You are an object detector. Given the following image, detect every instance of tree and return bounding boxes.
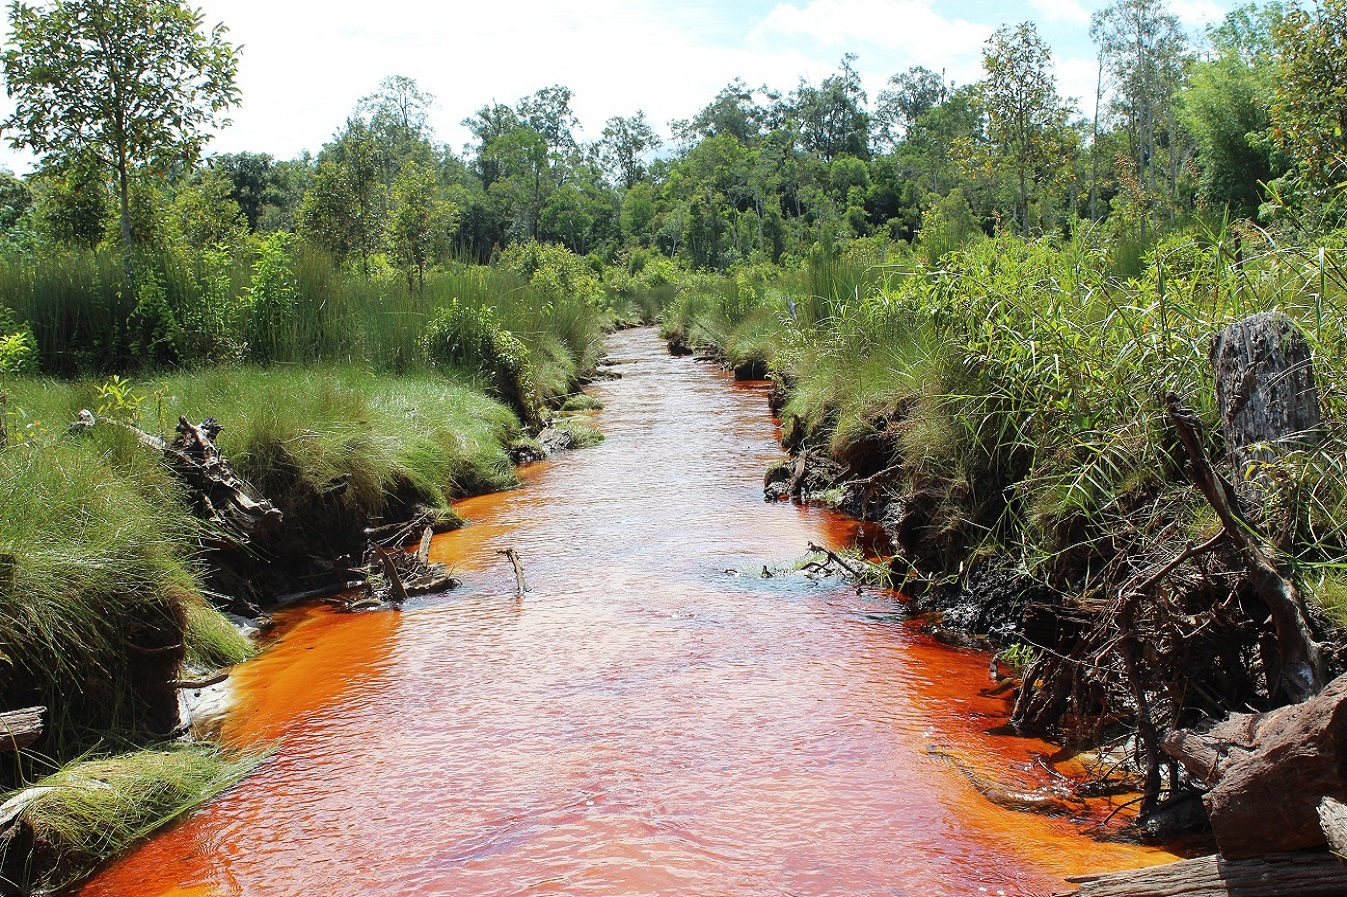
[1270,0,1347,196]
[875,66,952,148]
[792,54,871,161]
[980,22,1073,233]
[299,118,383,273]
[1091,0,1189,222]
[599,112,662,189]
[676,79,769,146]
[1,0,239,254]
[1181,4,1287,216]
[388,160,456,290]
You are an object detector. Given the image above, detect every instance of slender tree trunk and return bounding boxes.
[1091,58,1103,222]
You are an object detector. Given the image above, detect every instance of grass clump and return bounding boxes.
[1,746,257,895]
[552,418,605,449]
[559,394,603,413]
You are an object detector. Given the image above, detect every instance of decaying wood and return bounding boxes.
[80,412,283,544]
[805,541,867,580]
[0,708,44,752]
[1162,672,1347,858]
[1167,392,1326,703]
[499,548,526,599]
[358,544,458,608]
[1059,851,1347,896]
[1319,798,1347,858]
[1211,312,1323,494]
[165,671,230,691]
[371,546,410,605]
[167,417,284,541]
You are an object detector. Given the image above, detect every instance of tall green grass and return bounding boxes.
[0,421,252,766]
[0,241,610,421]
[661,222,1347,601]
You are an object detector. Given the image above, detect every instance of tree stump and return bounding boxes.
[1210,312,1322,494]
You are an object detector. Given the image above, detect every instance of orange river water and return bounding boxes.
[76,328,1178,897]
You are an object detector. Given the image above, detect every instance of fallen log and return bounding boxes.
[1163,671,1347,858]
[0,708,44,752]
[1059,851,1347,896]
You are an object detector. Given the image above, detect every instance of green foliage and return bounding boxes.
[1270,0,1347,198]
[243,232,299,362]
[0,312,37,375]
[423,300,533,412]
[917,189,982,266]
[2,0,240,247]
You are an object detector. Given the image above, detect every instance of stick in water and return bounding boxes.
[499,548,526,599]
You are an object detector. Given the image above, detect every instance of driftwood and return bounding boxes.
[358,544,457,608]
[0,708,43,752]
[1163,672,1347,858]
[499,548,526,599]
[1320,798,1347,858]
[80,412,282,544]
[1167,393,1326,703]
[1211,312,1323,495]
[804,542,868,580]
[1060,851,1347,896]
[167,417,283,542]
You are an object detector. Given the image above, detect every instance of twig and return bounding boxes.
[499,548,526,599]
[806,542,867,579]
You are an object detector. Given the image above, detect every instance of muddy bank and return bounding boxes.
[716,313,1347,858]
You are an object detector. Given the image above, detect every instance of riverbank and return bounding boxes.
[0,359,607,894]
[660,230,1347,847]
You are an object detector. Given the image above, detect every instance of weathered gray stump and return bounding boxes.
[1211,311,1322,493]
[1163,672,1347,858]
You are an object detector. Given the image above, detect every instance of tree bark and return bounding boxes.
[1210,312,1322,495]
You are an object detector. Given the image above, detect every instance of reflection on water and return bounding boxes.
[77,329,1174,897]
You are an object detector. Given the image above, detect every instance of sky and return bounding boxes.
[0,0,1248,174]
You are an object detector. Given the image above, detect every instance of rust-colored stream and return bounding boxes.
[78,329,1177,897]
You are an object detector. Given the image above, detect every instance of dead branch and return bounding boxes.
[806,542,867,580]
[371,546,410,605]
[1167,392,1326,702]
[499,548,526,599]
[0,707,44,753]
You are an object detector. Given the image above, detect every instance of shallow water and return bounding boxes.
[78,328,1175,897]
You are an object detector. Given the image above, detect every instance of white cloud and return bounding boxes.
[1169,0,1226,28]
[1028,0,1091,26]
[751,0,990,60]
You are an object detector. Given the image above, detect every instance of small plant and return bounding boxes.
[95,375,145,424]
[998,642,1039,673]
